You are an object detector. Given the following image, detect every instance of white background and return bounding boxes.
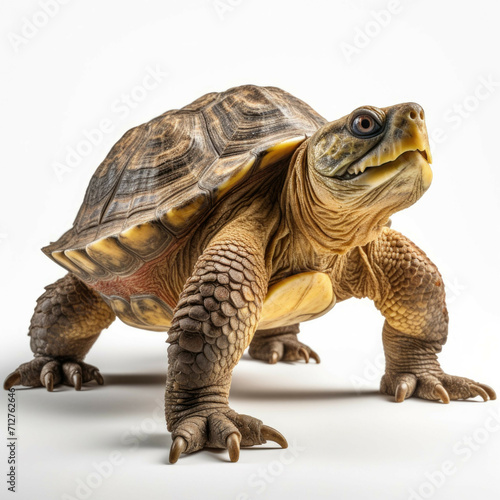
[1,1,499,499]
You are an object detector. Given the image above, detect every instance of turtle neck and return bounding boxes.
[280,140,390,265]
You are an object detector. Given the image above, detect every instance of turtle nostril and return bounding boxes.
[419,110,424,120]
[409,110,417,120]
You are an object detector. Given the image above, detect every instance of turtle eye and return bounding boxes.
[351,113,382,137]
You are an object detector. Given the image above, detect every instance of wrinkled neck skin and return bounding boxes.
[275,140,392,277]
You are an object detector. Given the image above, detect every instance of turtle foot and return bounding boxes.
[4,357,104,391]
[381,370,496,403]
[169,408,287,464]
[249,333,320,364]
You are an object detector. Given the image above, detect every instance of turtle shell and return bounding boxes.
[43,85,327,283]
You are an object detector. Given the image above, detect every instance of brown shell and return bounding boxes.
[43,85,327,283]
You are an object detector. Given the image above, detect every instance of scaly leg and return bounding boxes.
[4,274,115,391]
[343,228,496,403]
[166,218,287,463]
[249,324,320,364]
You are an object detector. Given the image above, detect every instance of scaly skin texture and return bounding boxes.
[4,274,115,391]
[333,229,494,402]
[165,212,290,460]
[4,96,495,465]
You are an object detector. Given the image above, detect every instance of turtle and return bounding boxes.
[4,84,496,464]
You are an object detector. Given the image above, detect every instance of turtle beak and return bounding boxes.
[343,103,432,177]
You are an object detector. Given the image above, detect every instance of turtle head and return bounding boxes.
[295,103,433,251]
[309,102,432,207]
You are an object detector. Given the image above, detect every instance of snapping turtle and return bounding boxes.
[4,85,495,463]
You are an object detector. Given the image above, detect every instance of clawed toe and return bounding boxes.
[298,347,309,363]
[471,384,489,402]
[309,351,321,363]
[433,384,450,404]
[41,361,61,391]
[261,425,288,449]
[3,371,21,391]
[226,433,241,462]
[478,383,496,400]
[93,369,104,385]
[72,373,82,391]
[383,373,416,403]
[169,436,187,464]
[44,372,55,392]
[395,382,409,403]
[270,351,279,364]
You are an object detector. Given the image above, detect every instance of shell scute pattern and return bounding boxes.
[43,86,326,283]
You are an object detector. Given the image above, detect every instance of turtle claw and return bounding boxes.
[43,372,55,392]
[395,382,409,403]
[478,383,496,400]
[433,384,450,404]
[261,425,288,449]
[298,347,310,363]
[309,351,321,364]
[270,351,279,364]
[3,371,21,391]
[226,433,241,462]
[40,361,61,391]
[73,373,82,391]
[93,370,104,385]
[62,362,83,390]
[169,436,187,464]
[469,384,489,402]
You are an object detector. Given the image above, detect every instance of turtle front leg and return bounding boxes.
[380,323,495,403]
[249,324,320,364]
[347,228,496,403]
[166,225,287,463]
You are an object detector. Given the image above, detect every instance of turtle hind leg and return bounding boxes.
[4,273,115,391]
[248,324,320,364]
